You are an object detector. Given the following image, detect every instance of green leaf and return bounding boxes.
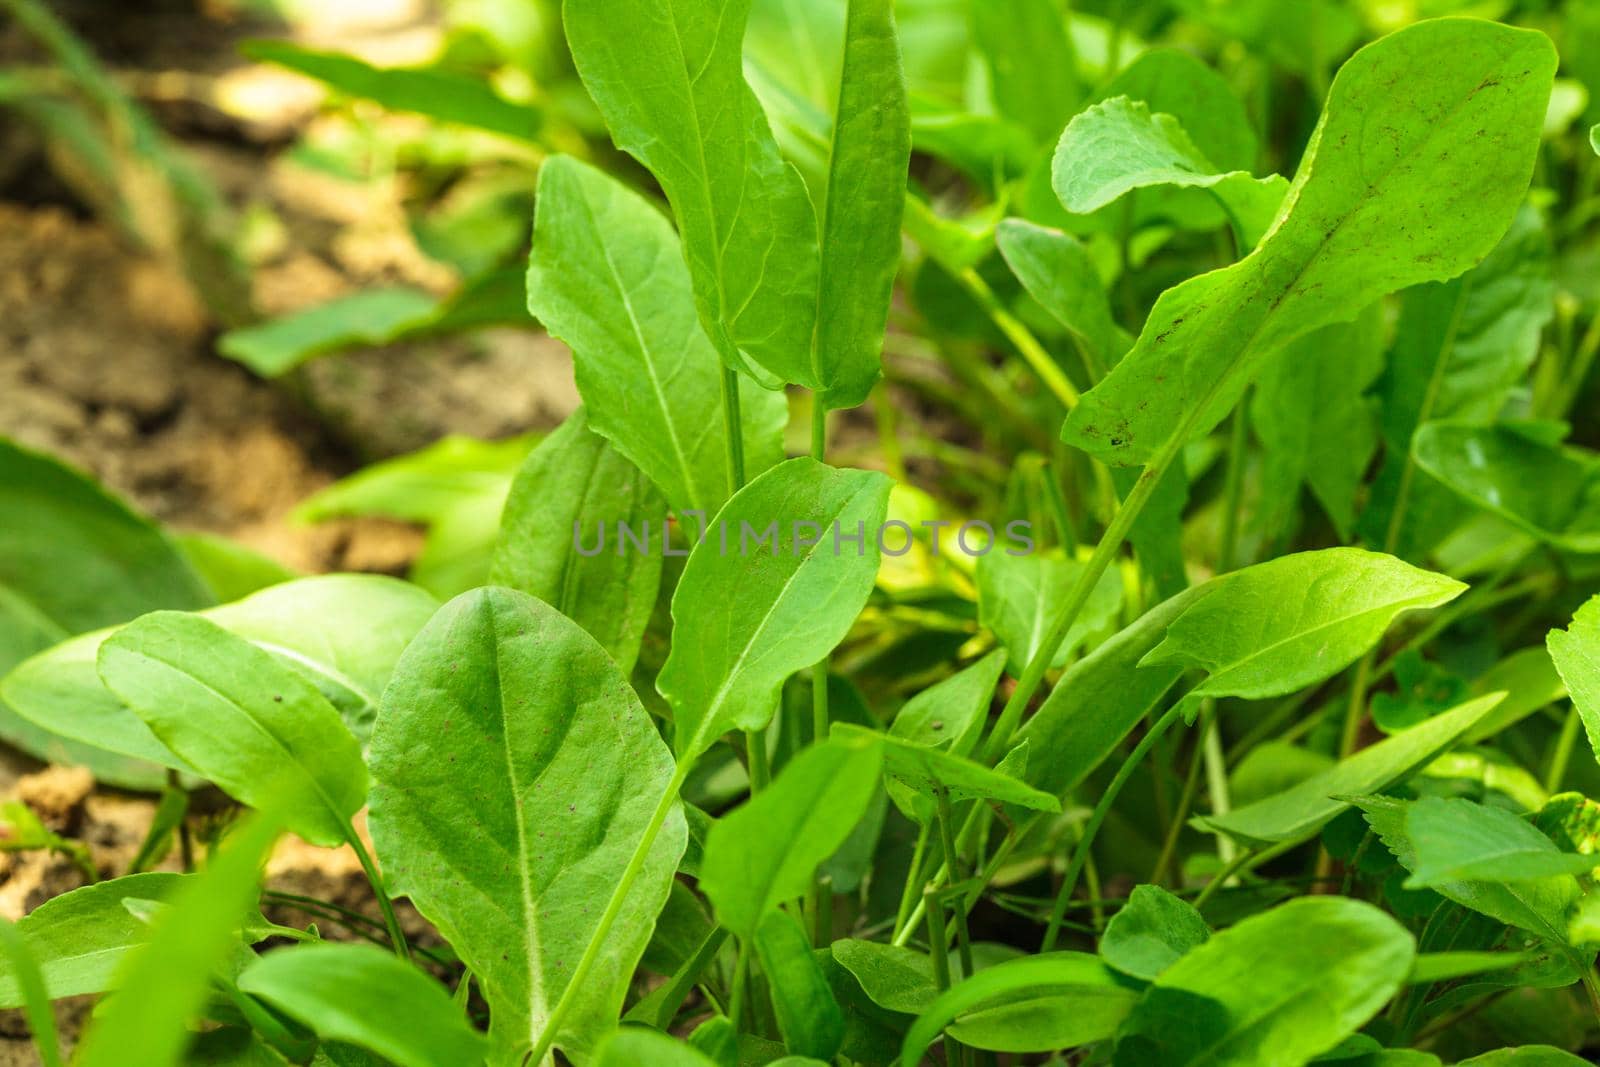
[1379,206,1554,449]
[368,588,684,1064]
[0,873,186,1006]
[699,735,881,940]
[1015,584,1206,798]
[0,437,210,634]
[1062,19,1556,467]
[971,0,1081,144]
[830,939,936,1015]
[901,952,1137,1064]
[1053,96,1287,247]
[98,613,367,846]
[174,533,296,603]
[565,0,821,387]
[976,550,1123,676]
[1099,48,1257,174]
[1413,422,1600,553]
[73,812,283,1067]
[241,40,538,140]
[1547,595,1600,773]
[1141,548,1466,704]
[814,0,911,410]
[1250,308,1385,540]
[217,289,440,378]
[1404,797,1598,887]
[296,435,536,600]
[887,648,1007,756]
[1457,1047,1592,1066]
[594,1029,720,1067]
[526,156,786,516]
[996,218,1126,372]
[1197,693,1502,845]
[1114,897,1414,1067]
[755,910,845,1061]
[657,458,892,760]
[832,723,1059,816]
[1356,795,1580,945]
[490,410,665,675]
[1100,885,1210,981]
[238,943,486,1067]
[0,917,57,1067]
[6,574,430,783]
[1408,951,1534,985]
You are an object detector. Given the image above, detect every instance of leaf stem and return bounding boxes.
[1548,703,1583,793]
[1041,701,1185,950]
[527,760,691,1065]
[346,823,409,960]
[923,886,966,1067]
[956,267,1081,411]
[935,791,975,978]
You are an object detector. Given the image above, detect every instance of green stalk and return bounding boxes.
[719,365,771,793]
[1548,704,1583,793]
[980,439,1180,764]
[935,791,975,978]
[924,887,966,1067]
[346,825,410,960]
[528,761,692,1064]
[955,267,1081,411]
[1042,702,1185,950]
[891,823,932,942]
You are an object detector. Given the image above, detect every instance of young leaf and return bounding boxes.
[1413,422,1600,553]
[1062,19,1556,468]
[814,0,911,410]
[1197,693,1503,845]
[238,943,486,1067]
[1458,1050,1590,1067]
[1548,595,1600,766]
[996,219,1127,372]
[976,550,1123,676]
[98,612,367,846]
[526,157,786,516]
[564,0,821,387]
[1053,97,1287,247]
[900,953,1137,1064]
[755,910,845,1061]
[1114,898,1414,1067]
[491,409,665,674]
[830,939,937,1015]
[1099,885,1210,982]
[1098,48,1258,174]
[699,735,881,939]
[73,813,283,1067]
[832,723,1059,816]
[1404,797,1599,887]
[0,873,185,1006]
[887,648,1007,756]
[367,588,685,1064]
[657,458,892,760]
[1141,548,1466,703]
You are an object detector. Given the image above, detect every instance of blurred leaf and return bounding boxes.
[977,550,1123,676]
[755,910,844,1061]
[242,41,540,141]
[218,289,439,378]
[971,0,1082,144]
